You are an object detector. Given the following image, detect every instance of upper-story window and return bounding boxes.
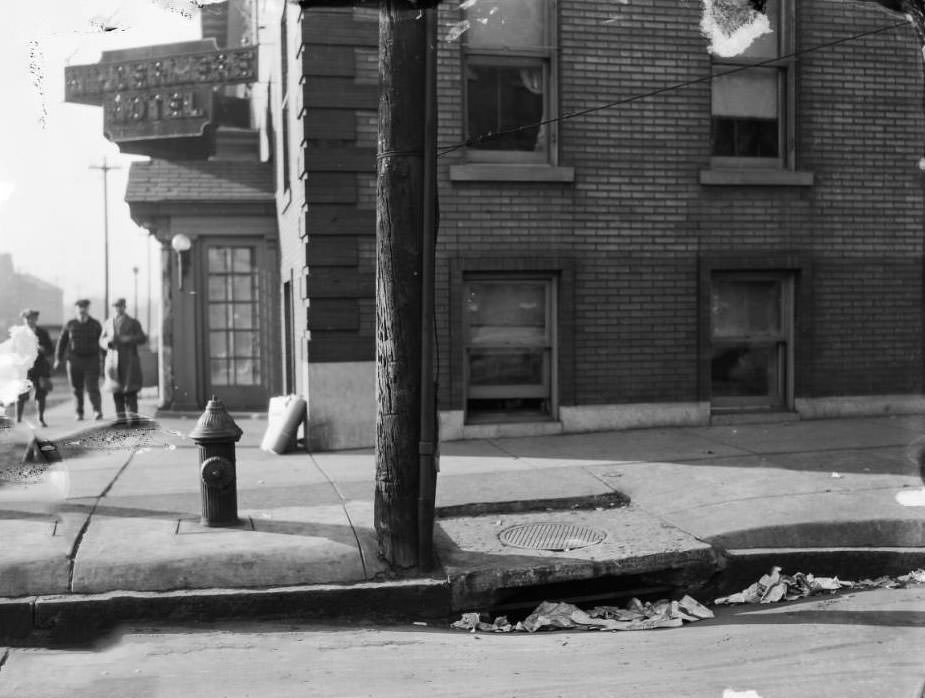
[710,0,793,168]
[463,0,557,164]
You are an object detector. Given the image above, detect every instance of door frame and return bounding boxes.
[197,236,275,410]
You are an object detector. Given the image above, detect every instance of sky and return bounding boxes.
[0,0,206,322]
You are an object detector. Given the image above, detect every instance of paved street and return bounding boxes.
[1,587,923,698]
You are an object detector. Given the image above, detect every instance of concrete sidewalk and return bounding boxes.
[1,395,924,639]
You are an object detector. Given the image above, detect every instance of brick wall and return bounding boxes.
[294,5,378,365]
[433,0,924,411]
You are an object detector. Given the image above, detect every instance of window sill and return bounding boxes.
[700,168,814,187]
[450,164,575,183]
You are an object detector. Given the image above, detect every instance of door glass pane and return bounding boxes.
[211,359,230,386]
[208,305,229,329]
[208,248,229,273]
[209,332,228,359]
[234,359,256,385]
[232,276,254,301]
[469,349,545,387]
[232,331,257,358]
[231,304,256,329]
[208,277,228,301]
[232,248,253,272]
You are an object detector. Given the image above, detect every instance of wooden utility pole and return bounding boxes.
[375,0,433,569]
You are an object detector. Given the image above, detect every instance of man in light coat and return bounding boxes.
[100,298,147,426]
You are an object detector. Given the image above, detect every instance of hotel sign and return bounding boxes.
[64,43,258,145]
[102,86,214,142]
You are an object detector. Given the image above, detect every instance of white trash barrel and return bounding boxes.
[260,395,308,454]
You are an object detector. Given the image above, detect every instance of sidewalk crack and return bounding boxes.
[66,449,137,592]
[313,458,369,579]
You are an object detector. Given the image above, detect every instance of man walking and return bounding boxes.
[100,298,147,426]
[54,299,103,421]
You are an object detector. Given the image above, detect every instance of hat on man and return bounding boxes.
[112,298,127,308]
[75,299,90,308]
[20,309,39,319]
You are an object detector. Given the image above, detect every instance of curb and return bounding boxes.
[0,578,451,646]
[702,546,925,599]
[446,546,721,613]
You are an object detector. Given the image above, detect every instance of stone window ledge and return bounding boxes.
[450,164,575,183]
[700,168,814,187]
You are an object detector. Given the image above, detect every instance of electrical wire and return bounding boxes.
[437,18,912,158]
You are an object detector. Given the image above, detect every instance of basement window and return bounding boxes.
[463,275,557,423]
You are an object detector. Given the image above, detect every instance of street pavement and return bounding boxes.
[1,394,924,641]
[1,587,923,697]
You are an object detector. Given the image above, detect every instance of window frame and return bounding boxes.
[462,273,558,423]
[461,0,559,166]
[709,0,795,170]
[709,270,795,412]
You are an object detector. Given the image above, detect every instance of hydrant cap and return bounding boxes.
[188,396,244,442]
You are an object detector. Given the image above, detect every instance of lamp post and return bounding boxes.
[171,234,192,291]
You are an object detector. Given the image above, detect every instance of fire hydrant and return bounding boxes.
[189,396,243,527]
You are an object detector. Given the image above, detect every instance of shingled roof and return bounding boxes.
[125,160,274,203]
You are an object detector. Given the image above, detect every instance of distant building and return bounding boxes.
[0,254,64,337]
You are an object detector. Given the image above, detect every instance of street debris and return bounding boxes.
[715,566,925,605]
[831,471,843,478]
[451,594,714,634]
[723,690,763,698]
[896,487,925,507]
[452,567,925,634]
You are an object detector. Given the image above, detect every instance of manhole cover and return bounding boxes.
[498,522,607,551]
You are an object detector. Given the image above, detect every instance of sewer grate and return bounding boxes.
[498,522,607,551]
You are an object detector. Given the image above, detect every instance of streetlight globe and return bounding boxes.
[171,233,192,252]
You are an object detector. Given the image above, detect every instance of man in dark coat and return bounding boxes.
[16,309,54,426]
[100,298,147,426]
[54,299,103,421]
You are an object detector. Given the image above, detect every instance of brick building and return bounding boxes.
[276,0,924,450]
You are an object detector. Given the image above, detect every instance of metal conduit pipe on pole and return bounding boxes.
[418,5,439,571]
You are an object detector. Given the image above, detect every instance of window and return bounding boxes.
[710,272,793,411]
[463,276,556,423]
[710,0,792,168]
[463,0,556,164]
